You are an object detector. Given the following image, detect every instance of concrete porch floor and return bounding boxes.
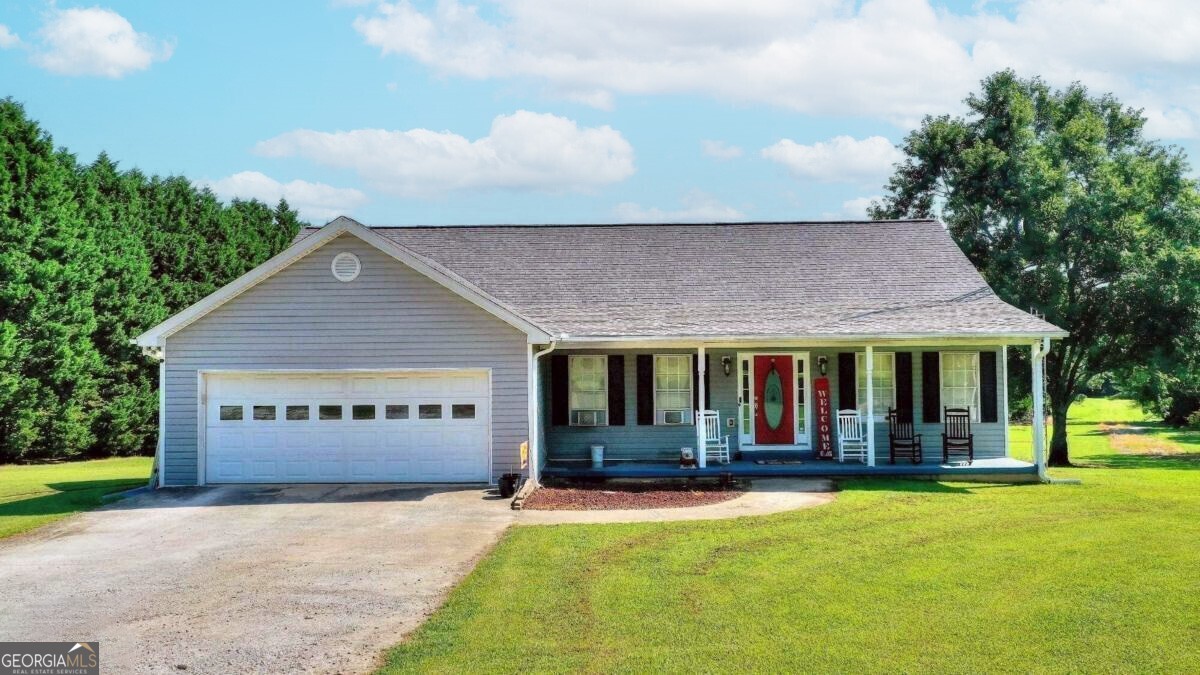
[542,456,1038,481]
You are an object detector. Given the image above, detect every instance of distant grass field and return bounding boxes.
[0,457,152,539]
[382,399,1200,673]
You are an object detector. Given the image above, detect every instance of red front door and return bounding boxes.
[754,355,793,445]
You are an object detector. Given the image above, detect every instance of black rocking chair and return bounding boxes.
[887,407,922,464]
[942,407,974,464]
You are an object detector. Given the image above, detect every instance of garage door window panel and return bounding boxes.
[319,405,343,420]
[452,404,476,419]
[219,405,243,421]
[352,404,376,420]
[286,405,309,421]
[419,404,442,419]
[253,405,276,421]
[385,404,409,420]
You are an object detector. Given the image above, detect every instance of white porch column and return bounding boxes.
[696,346,707,468]
[1001,345,1010,459]
[865,345,876,467]
[1031,338,1048,480]
[526,346,540,486]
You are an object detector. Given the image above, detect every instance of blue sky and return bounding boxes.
[2,0,1198,225]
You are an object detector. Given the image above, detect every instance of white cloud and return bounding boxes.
[254,110,635,197]
[761,135,902,184]
[350,0,1200,137]
[701,140,743,160]
[0,24,20,49]
[32,7,172,77]
[838,195,882,219]
[350,0,974,124]
[613,190,746,223]
[199,171,368,223]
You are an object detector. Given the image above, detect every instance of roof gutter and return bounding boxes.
[555,332,1068,347]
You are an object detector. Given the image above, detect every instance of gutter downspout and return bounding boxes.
[1031,338,1047,482]
[139,343,166,489]
[527,339,558,487]
[1031,336,1078,484]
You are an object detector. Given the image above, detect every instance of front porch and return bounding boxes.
[542,456,1038,482]
[534,340,1052,484]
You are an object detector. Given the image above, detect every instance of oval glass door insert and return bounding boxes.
[764,365,784,430]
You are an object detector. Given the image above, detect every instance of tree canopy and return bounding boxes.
[0,98,304,462]
[871,71,1200,465]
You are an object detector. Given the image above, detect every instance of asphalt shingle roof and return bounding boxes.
[296,220,1065,340]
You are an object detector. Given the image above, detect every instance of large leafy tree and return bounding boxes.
[871,71,1200,465]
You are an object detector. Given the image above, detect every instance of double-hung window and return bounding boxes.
[855,352,895,416]
[654,354,693,425]
[940,352,980,421]
[568,355,608,426]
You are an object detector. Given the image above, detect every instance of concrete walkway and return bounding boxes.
[518,478,836,524]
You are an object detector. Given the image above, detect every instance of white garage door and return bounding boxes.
[204,371,490,483]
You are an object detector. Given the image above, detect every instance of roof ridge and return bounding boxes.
[308,219,940,230]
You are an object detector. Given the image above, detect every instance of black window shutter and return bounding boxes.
[921,352,941,423]
[895,352,914,423]
[691,354,712,410]
[980,350,998,423]
[608,355,625,426]
[837,353,856,410]
[636,355,654,425]
[550,354,568,426]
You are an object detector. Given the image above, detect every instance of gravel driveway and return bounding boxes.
[0,484,514,674]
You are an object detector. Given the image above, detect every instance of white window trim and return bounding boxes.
[939,351,982,423]
[855,351,896,414]
[568,355,609,427]
[653,354,694,426]
[793,354,812,448]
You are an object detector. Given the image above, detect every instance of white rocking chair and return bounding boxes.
[699,410,731,465]
[837,409,869,464]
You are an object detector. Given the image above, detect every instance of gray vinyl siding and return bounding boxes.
[543,345,1009,465]
[543,349,701,461]
[161,233,529,485]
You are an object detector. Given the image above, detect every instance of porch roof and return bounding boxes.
[296,219,1066,342]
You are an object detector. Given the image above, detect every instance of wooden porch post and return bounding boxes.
[1031,338,1048,480]
[696,346,707,469]
[865,345,876,467]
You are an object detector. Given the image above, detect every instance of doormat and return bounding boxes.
[754,459,804,465]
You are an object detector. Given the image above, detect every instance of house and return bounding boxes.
[135,216,1065,487]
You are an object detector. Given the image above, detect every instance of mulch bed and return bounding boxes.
[522,483,744,511]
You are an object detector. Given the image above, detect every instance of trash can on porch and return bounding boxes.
[590,444,605,469]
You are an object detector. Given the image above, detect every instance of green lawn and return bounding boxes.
[382,399,1200,673]
[0,457,152,539]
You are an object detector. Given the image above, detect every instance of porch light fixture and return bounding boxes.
[721,356,732,376]
[817,356,828,376]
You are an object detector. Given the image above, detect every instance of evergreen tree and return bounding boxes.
[0,98,103,459]
[0,98,304,462]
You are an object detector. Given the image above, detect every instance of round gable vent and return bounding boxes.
[331,252,361,282]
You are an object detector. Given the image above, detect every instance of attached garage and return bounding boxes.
[138,219,549,487]
[203,371,491,483]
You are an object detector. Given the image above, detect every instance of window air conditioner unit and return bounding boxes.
[657,409,691,425]
[571,410,606,426]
